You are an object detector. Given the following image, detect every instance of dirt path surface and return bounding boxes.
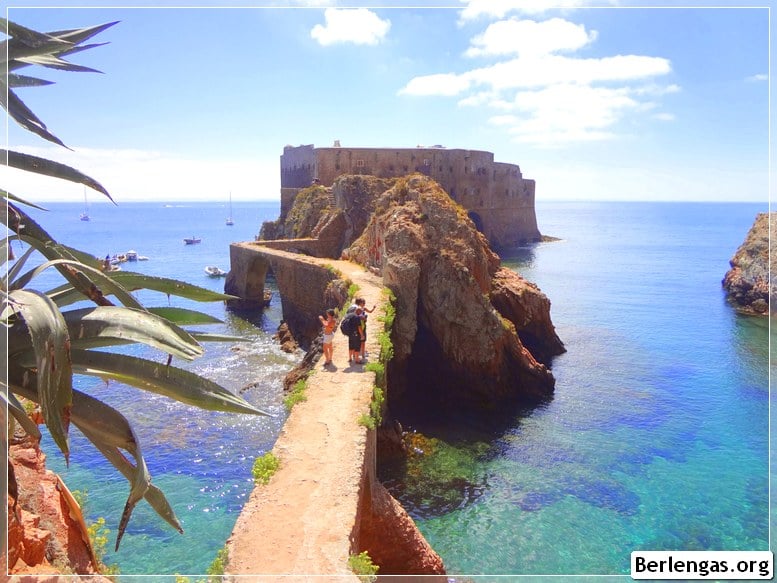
[226,258,386,579]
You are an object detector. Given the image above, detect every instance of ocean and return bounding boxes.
[17,200,770,579]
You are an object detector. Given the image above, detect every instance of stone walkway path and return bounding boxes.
[226,258,386,578]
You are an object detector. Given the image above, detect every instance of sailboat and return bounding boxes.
[226,192,234,226]
[80,188,90,221]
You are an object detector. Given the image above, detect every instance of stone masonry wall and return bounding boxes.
[280,145,540,248]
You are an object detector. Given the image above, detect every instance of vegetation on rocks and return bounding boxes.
[252,452,280,485]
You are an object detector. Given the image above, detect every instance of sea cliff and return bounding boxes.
[722,212,775,315]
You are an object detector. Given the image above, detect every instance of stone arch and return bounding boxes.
[468,211,484,234]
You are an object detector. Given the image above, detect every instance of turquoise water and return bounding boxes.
[18,201,770,579]
[381,201,770,576]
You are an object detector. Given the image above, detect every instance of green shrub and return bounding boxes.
[206,545,229,579]
[252,452,280,485]
[284,377,308,410]
[357,414,376,430]
[348,551,379,581]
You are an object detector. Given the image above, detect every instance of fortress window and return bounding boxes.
[389,164,395,171]
[356,159,365,167]
[336,163,340,171]
[403,165,408,172]
[464,166,468,174]
[439,165,443,172]
[449,166,453,172]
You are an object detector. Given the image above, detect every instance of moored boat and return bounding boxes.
[205,265,227,277]
[184,237,202,245]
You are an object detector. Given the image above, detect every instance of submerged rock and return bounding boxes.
[722,212,775,315]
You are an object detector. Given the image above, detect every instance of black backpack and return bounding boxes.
[340,313,359,336]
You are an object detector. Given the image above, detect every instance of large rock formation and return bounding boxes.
[722,212,775,315]
[345,174,565,410]
[6,436,107,578]
[262,173,565,409]
[259,177,397,259]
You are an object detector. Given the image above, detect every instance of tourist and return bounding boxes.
[318,309,337,366]
[355,298,375,361]
[348,308,365,364]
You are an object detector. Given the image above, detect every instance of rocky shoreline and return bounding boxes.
[722,212,775,316]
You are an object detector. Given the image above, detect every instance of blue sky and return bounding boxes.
[4,1,771,203]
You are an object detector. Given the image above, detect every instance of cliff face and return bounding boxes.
[722,212,775,315]
[7,437,106,578]
[346,174,564,409]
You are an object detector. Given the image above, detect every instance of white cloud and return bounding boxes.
[399,73,472,97]
[310,8,391,46]
[746,73,768,82]
[400,15,676,147]
[5,145,279,202]
[465,18,597,58]
[402,53,671,96]
[653,112,675,121]
[497,83,639,146]
[458,0,618,22]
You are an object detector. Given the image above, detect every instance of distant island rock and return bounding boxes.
[722,212,775,316]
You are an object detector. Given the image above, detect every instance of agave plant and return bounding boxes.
[2,18,269,553]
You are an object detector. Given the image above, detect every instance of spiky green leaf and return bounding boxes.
[68,349,271,416]
[8,289,72,461]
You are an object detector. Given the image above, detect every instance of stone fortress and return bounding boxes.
[280,142,541,248]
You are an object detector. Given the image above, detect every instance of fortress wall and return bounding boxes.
[280,144,316,190]
[279,144,541,248]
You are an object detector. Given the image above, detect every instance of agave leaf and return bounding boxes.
[8,289,72,461]
[2,190,48,211]
[45,21,119,46]
[78,423,183,536]
[64,385,150,551]
[107,271,236,301]
[69,349,271,416]
[8,73,54,88]
[146,306,223,325]
[0,243,35,289]
[3,242,36,291]
[3,389,42,441]
[3,199,57,241]
[17,54,103,74]
[11,255,141,311]
[3,150,112,199]
[3,87,67,148]
[0,18,63,50]
[64,306,204,359]
[191,332,249,343]
[10,306,205,361]
[8,369,152,550]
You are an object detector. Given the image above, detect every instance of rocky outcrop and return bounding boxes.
[7,436,107,578]
[346,174,564,409]
[358,480,445,575]
[259,177,397,259]
[722,212,775,315]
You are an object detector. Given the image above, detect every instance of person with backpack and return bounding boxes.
[355,298,375,361]
[318,309,337,367]
[341,307,365,364]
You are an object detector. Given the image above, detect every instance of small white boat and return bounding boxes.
[80,188,90,221]
[137,255,149,261]
[205,266,227,277]
[184,237,202,245]
[226,192,234,226]
[126,250,138,261]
